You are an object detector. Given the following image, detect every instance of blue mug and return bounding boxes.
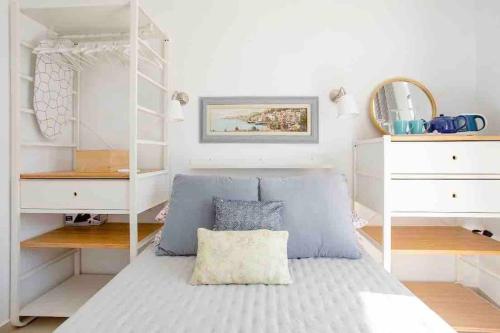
[393,120,409,135]
[457,114,487,132]
[409,119,427,134]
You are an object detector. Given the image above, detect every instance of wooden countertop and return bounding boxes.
[391,134,500,142]
[20,170,159,179]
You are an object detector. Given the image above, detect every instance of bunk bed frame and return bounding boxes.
[10,0,170,326]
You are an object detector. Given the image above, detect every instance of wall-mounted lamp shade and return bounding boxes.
[336,94,359,118]
[168,99,184,122]
[330,87,359,119]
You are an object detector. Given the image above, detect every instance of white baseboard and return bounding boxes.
[479,269,500,306]
[0,319,11,333]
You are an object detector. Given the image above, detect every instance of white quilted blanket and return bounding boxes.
[56,248,454,333]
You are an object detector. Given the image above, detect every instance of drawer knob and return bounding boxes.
[73,192,78,197]
[452,193,457,198]
[452,155,457,160]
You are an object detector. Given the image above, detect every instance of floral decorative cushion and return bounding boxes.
[155,203,169,223]
[153,203,169,255]
[191,228,292,285]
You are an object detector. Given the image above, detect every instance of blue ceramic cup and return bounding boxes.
[457,114,487,132]
[393,120,409,135]
[409,119,426,134]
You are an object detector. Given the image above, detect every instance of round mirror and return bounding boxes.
[369,77,437,134]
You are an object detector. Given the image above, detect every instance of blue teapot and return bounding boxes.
[426,114,467,134]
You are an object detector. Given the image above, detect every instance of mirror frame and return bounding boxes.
[369,77,437,135]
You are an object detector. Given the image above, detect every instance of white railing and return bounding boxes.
[137,71,167,92]
[137,104,164,118]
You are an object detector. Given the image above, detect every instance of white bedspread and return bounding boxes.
[56,248,454,333]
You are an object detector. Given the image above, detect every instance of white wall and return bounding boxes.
[1,0,496,325]
[1,0,10,326]
[476,0,500,135]
[474,0,500,304]
[143,0,477,180]
[75,0,482,278]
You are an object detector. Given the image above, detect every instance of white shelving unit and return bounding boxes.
[10,1,170,326]
[353,135,500,332]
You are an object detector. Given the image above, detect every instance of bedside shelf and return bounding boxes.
[189,158,334,169]
[404,282,500,333]
[20,274,113,317]
[360,226,500,255]
[21,223,162,249]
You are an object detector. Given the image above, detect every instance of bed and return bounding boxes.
[55,245,454,333]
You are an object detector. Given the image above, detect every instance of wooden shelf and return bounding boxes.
[20,274,113,317]
[405,282,500,333]
[20,169,160,179]
[360,226,500,255]
[391,134,500,142]
[21,223,162,249]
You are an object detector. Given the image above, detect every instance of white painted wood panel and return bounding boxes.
[391,179,500,213]
[19,251,74,310]
[20,179,129,210]
[20,274,113,317]
[355,141,384,178]
[189,158,334,169]
[391,142,500,174]
[137,173,169,212]
[356,174,384,214]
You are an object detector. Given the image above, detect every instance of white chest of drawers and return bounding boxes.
[354,135,500,271]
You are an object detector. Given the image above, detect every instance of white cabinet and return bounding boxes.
[355,136,500,332]
[354,135,500,271]
[9,1,172,325]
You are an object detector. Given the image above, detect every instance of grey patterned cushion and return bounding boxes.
[213,197,284,231]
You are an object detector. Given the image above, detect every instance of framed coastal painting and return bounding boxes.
[200,97,319,143]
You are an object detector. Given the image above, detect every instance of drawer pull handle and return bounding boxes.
[452,155,457,160]
[452,193,457,198]
[73,192,78,197]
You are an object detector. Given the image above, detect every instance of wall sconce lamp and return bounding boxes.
[168,91,189,122]
[329,87,359,119]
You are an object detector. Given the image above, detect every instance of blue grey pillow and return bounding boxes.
[158,175,259,256]
[213,197,284,231]
[260,173,361,259]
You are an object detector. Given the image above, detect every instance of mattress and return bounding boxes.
[56,248,454,333]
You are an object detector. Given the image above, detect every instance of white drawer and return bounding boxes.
[390,142,500,174]
[391,179,500,213]
[20,179,129,210]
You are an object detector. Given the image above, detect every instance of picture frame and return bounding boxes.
[200,96,319,143]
